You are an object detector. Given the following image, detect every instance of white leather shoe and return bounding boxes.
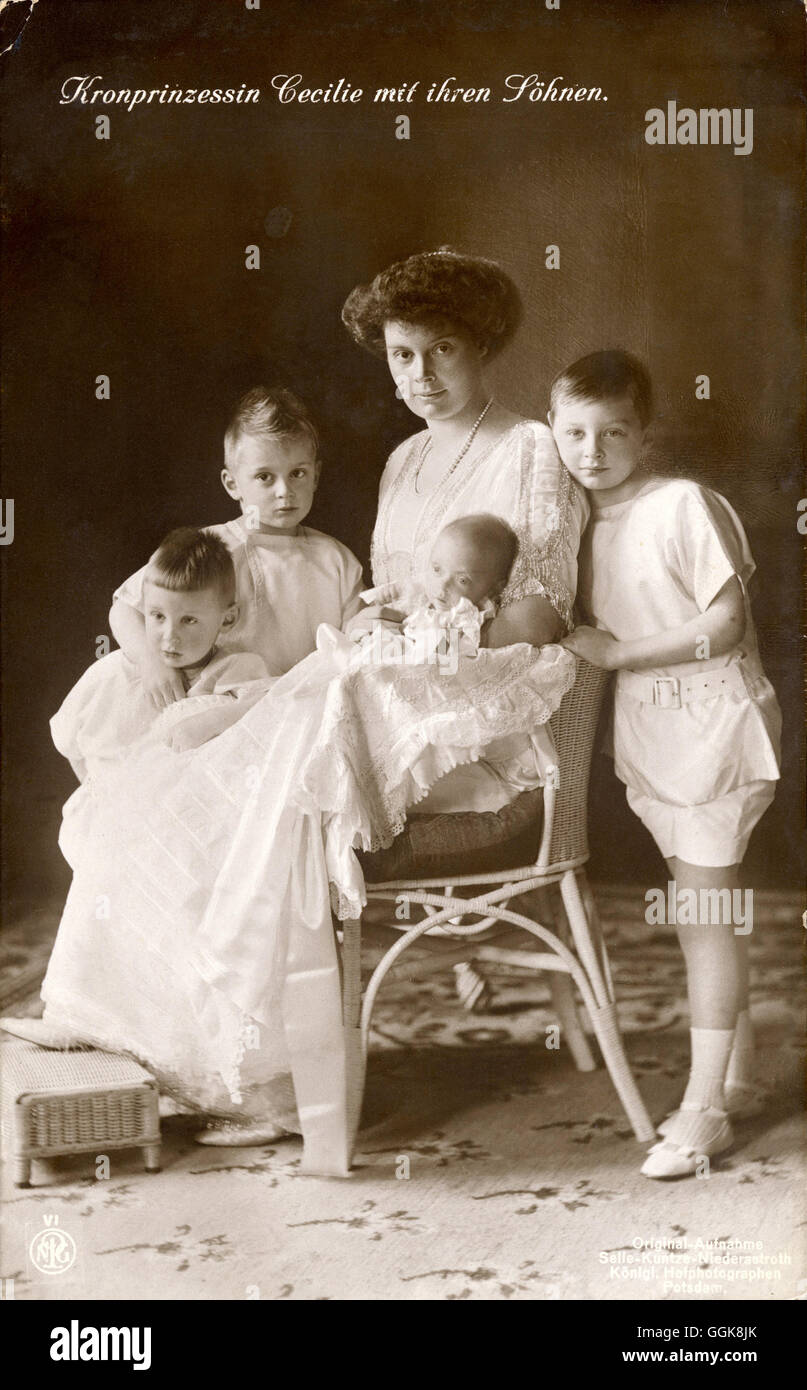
[658,1081,766,1135]
[194,1118,297,1146]
[641,1104,734,1179]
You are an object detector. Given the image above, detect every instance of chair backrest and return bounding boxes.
[545,659,613,866]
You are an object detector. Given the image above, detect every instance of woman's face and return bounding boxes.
[383,318,487,423]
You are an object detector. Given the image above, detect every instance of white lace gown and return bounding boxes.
[357,580,562,805]
[42,425,584,1174]
[371,420,588,810]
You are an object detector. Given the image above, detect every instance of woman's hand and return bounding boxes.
[561,625,621,669]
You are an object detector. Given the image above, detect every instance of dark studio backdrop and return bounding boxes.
[1,0,804,909]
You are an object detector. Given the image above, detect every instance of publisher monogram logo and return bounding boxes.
[29,1216,77,1275]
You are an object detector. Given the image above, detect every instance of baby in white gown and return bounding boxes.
[357,513,503,662]
[353,513,559,804]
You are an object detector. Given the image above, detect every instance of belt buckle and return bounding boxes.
[653,676,681,709]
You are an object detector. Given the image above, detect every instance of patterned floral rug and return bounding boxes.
[1,887,804,1302]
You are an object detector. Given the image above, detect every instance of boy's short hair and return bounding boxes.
[224,386,319,469]
[440,513,520,588]
[549,349,654,428]
[146,527,235,604]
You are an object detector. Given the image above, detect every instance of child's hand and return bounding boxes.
[561,625,621,669]
[164,703,238,750]
[344,605,381,639]
[140,652,186,709]
[164,685,269,750]
[166,714,219,752]
[345,606,401,643]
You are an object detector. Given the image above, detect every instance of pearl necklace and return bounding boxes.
[413,398,494,495]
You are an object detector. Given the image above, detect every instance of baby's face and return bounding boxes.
[550,393,646,505]
[222,433,318,534]
[424,531,500,610]
[143,581,233,668]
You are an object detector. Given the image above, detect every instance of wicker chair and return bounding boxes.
[339,657,656,1152]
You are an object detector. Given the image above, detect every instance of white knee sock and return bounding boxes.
[724,1008,754,1089]
[680,1027,735,1112]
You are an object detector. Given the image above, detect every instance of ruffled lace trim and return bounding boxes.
[299,640,576,918]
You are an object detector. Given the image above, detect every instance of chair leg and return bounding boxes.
[519,883,596,1072]
[341,916,363,1032]
[559,870,656,1143]
[340,916,367,1152]
[549,972,596,1072]
[586,1000,657,1143]
[558,870,610,1010]
[579,875,614,993]
[453,961,492,1012]
[344,1017,366,1149]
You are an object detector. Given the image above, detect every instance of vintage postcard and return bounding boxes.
[0,0,803,1340]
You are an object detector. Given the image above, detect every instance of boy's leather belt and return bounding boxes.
[617,663,750,710]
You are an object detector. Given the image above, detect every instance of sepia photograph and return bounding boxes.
[0,0,804,1338]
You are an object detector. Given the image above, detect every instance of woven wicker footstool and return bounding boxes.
[2,1041,161,1187]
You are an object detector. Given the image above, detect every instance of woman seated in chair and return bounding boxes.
[342,248,588,883]
[3,251,587,1169]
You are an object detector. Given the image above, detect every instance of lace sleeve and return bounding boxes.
[498,425,585,634]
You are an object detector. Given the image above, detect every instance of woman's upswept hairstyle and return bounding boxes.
[341,248,522,361]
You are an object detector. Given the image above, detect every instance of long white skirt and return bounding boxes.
[43,630,576,1171]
